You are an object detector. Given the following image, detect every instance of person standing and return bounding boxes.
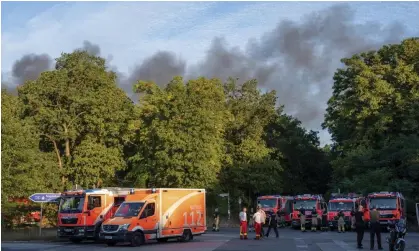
[266,211,279,238]
[213,208,220,232]
[299,206,306,232]
[278,209,286,228]
[239,207,248,240]
[369,205,383,250]
[337,210,345,233]
[354,205,365,249]
[259,206,266,238]
[311,207,318,232]
[253,207,262,240]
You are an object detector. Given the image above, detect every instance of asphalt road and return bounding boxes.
[2,228,419,251]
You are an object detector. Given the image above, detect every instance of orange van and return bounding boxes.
[99,188,206,247]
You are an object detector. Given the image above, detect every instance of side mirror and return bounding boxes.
[293,201,296,204]
[100,215,103,219]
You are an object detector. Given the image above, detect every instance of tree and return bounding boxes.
[128,76,229,188]
[17,51,135,188]
[1,90,59,226]
[265,109,331,195]
[323,38,419,215]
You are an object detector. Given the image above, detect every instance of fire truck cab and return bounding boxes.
[291,194,327,230]
[57,187,139,243]
[327,193,360,230]
[367,191,406,227]
[257,195,294,225]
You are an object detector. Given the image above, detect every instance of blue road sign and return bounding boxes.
[29,193,61,203]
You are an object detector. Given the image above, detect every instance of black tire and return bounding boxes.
[157,238,168,243]
[106,241,117,246]
[70,238,82,244]
[396,241,405,251]
[130,231,144,247]
[179,229,192,242]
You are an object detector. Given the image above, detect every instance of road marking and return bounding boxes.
[294,237,308,250]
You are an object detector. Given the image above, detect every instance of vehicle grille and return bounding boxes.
[61,218,78,224]
[380,214,393,219]
[103,225,119,232]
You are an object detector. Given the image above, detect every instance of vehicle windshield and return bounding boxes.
[294,200,317,210]
[329,201,353,211]
[59,196,85,213]
[369,197,397,210]
[258,199,277,208]
[114,202,144,217]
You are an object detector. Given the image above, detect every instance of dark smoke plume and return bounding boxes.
[78,40,101,56]
[184,4,408,133]
[11,53,52,85]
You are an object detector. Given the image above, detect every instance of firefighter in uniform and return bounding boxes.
[278,209,286,228]
[212,208,220,232]
[259,206,266,238]
[337,209,345,233]
[298,206,306,232]
[253,207,262,240]
[311,207,318,232]
[239,207,248,240]
[321,207,329,231]
[266,211,279,238]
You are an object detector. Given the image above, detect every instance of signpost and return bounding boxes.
[219,192,230,220]
[29,193,61,236]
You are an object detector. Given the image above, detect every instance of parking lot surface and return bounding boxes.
[2,228,419,251]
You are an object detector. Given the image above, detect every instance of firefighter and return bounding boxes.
[239,207,248,240]
[266,211,279,238]
[278,209,286,228]
[249,208,254,232]
[298,206,306,232]
[311,207,318,232]
[259,206,266,238]
[253,206,262,240]
[337,209,345,233]
[321,207,329,231]
[212,208,220,232]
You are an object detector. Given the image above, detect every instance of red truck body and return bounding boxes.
[291,194,327,229]
[257,195,294,224]
[327,193,360,230]
[367,191,406,227]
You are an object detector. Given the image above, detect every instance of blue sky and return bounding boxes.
[1,1,419,145]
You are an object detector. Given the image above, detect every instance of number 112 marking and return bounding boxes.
[183,211,202,226]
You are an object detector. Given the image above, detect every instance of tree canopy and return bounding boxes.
[2,37,418,226]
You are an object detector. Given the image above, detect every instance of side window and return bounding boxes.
[140,203,155,219]
[87,196,102,210]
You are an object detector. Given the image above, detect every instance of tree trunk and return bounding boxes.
[44,134,64,185]
[64,124,70,157]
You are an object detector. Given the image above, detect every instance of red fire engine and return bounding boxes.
[291,194,327,230]
[57,187,140,243]
[367,191,406,227]
[327,193,361,230]
[257,195,294,225]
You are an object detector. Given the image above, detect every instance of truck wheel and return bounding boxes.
[106,241,117,246]
[179,229,192,242]
[130,232,144,247]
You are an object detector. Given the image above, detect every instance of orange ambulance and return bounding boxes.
[99,188,206,246]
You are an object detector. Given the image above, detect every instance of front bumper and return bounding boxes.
[57,226,96,239]
[99,231,133,243]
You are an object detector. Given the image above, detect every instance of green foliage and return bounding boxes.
[323,38,419,218]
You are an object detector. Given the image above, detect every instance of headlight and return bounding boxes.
[119,224,130,231]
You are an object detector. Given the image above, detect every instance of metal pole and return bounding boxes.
[227,192,230,220]
[39,202,43,236]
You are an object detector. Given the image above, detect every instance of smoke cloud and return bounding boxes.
[11,53,53,85]
[4,4,410,141]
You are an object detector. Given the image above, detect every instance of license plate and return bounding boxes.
[105,236,113,240]
[64,229,73,232]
